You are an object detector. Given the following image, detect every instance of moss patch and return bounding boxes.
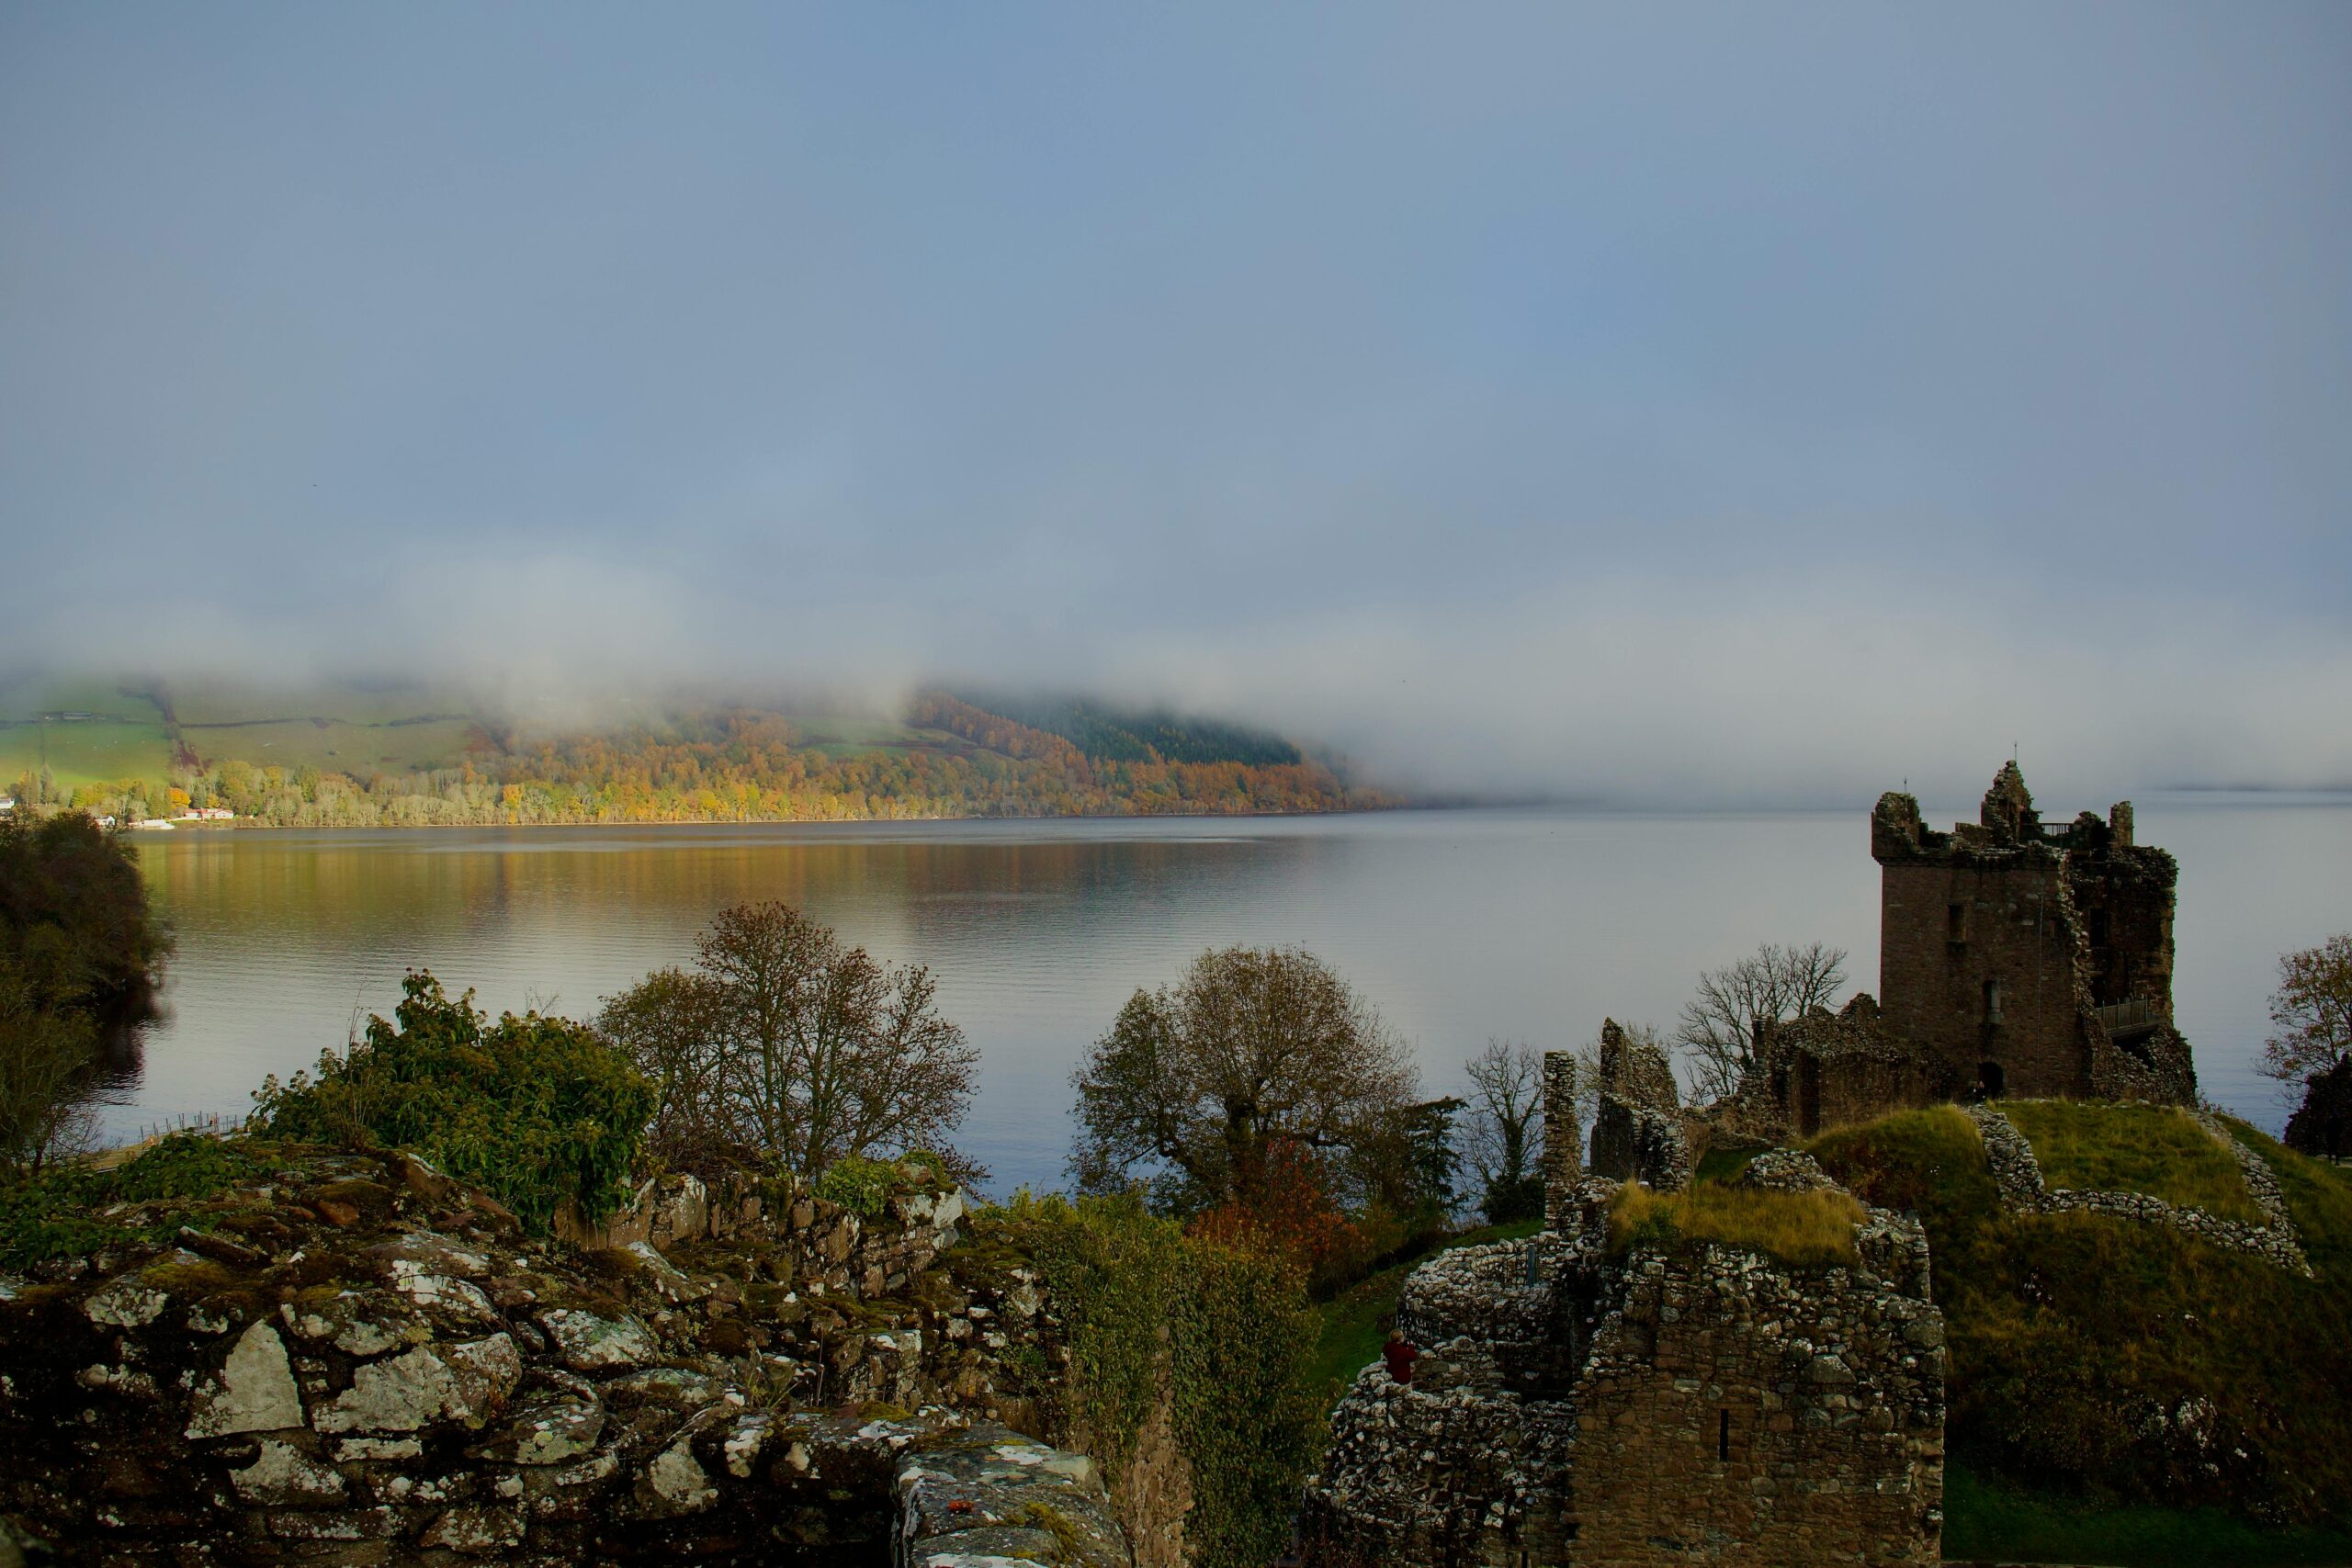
[2002,1100,2262,1224]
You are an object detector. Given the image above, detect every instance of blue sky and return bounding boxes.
[3,5,2347,801]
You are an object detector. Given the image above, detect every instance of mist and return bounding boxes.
[5,5,2347,807]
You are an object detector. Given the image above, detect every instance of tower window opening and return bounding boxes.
[1947,903,1968,942]
[1984,979,2002,1025]
[1718,1409,1731,1461]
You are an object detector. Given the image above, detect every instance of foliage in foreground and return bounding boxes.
[1810,1106,2352,1527]
[0,811,172,1174]
[1607,1179,1865,1268]
[2260,932,2352,1089]
[982,1191,1326,1568]
[249,972,652,1233]
[0,1132,275,1269]
[1069,944,1421,1216]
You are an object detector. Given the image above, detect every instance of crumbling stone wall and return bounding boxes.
[1871,764,2194,1106]
[1543,1050,1583,1233]
[1587,1020,1691,1190]
[0,1149,1134,1566]
[1737,995,1950,1140]
[1558,1197,1945,1567]
[1301,1158,1945,1568]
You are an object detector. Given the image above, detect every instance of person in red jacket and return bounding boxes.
[1381,1328,1419,1384]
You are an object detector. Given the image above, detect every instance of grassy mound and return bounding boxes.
[1809,1105,2352,1536]
[1609,1179,1866,1268]
[2002,1099,2262,1223]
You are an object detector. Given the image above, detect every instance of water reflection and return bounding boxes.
[117,803,2352,1194]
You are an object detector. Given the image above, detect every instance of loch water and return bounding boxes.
[114,798,2352,1195]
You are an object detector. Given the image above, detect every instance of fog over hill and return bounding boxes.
[5,6,2347,807]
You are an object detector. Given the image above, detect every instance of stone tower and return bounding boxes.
[1871,762,2194,1103]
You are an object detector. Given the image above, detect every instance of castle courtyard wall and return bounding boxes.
[1559,1227,1946,1568]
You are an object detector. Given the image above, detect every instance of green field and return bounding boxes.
[0,678,174,790]
[786,716,973,760]
[0,720,174,793]
[173,716,484,774]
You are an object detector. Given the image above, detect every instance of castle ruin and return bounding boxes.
[1302,1058,1945,1568]
[1734,761,2198,1138]
[1871,761,2195,1106]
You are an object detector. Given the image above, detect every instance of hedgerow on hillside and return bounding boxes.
[1809,1105,2352,1526]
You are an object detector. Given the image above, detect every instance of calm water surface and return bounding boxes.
[116,799,2352,1195]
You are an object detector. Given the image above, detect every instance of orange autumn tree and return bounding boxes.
[1185,1136,1373,1292]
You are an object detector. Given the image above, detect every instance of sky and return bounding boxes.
[3,4,2348,805]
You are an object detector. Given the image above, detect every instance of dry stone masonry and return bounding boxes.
[0,1149,1133,1566]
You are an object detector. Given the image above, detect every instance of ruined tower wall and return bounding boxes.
[1878,853,2093,1099]
[1544,1050,1582,1233]
[2067,843,2178,1014]
[1560,1231,1946,1568]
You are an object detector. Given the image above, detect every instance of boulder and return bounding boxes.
[185,1322,305,1438]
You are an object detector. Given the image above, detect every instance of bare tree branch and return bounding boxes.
[1676,941,1849,1102]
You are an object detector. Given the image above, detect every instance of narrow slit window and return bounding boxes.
[1984,979,2002,1025]
[1948,903,1968,942]
[1718,1409,1731,1461]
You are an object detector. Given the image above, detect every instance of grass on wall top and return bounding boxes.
[2001,1099,2263,1224]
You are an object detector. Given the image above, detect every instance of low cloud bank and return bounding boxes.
[11,553,2346,810]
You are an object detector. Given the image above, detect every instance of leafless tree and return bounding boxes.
[1460,1039,1547,1223]
[1676,941,1849,1102]
[599,902,979,1182]
[1070,945,1419,1213]
[597,965,738,1178]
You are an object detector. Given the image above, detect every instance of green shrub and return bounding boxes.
[249,972,652,1233]
[815,1155,899,1217]
[981,1191,1323,1568]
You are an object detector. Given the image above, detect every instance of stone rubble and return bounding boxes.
[0,1149,1131,1566]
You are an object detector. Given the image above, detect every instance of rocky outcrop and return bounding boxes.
[0,1146,1131,1566]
